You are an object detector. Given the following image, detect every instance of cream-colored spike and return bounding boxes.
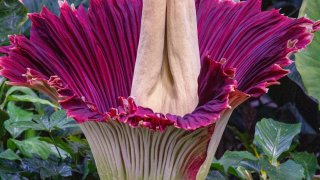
[131,0,200,115]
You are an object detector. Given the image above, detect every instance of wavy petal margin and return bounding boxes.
[1,0,318,131]
[0,0,142,114]
[0,1,236,131]
[196,0,319,97]
[110,58,236,131]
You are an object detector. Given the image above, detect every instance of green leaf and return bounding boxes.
[21,0,60,14]
[0,149,21,160]
[238,160,260,173]
[206,170,226,180]
[0,159,21,174]
[0,109,9,137]
[4,102,33,138]
[67,0,90,8]
[216,151,258,172]
[21,155,72,178]
[260,158,304,180]
[29,110,78,133]
[9,138,52,159]
[0,0,28,45]
[82,157,97,180]
[8,137,67,159]
[48,110,78,131]
[235,166,253,180]
[40,137,74,158]
[295,0,320,108]
[7,94,58,108]
[253,118,301,165]
[0,173,23,180]
[1,86,37,107]
[291,152,318,180]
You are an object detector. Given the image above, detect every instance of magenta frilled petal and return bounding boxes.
[196,0,318,97]
[0,0,142,122]
[108,59,236,131]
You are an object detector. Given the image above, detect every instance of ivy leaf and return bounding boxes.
[0,0,28,45]
[4,102,33,138]
[0,149,21,161]
[253,118,301,165]
[295,0,320,108]
[291,152,318,180]
[260,158,304,180]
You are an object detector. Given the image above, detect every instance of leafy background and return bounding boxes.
[0,0,319,179]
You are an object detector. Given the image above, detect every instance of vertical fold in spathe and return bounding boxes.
[131,0,200,115]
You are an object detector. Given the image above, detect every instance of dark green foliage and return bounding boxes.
[0,80,98,178]
[0,0,28,45]
[211,119,319,180]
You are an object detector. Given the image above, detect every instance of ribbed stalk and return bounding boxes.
[80,121,213,180]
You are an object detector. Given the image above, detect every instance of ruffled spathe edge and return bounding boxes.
[1,57,236,131]
[1,0,142,113]
[196,0,320,97]
[1,0,319,132]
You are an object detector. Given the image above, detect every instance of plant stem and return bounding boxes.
[49,132,63,160]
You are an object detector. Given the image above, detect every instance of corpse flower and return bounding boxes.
[0,0,319,179]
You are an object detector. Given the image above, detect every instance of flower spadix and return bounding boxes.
[0,0,319,179]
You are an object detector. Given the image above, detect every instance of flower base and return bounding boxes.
[80,121,214,180]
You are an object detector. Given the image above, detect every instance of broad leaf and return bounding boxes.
[28,110,78,133]
[0,149,21,161]
[0,109,9,137]
[0,0,28,45]
[295,0,320,108]
[0,159,21,174]
[40,137,74,158]
[8,110,78,135]
[215,151,258,172]
[7,94,58,108]
[206,170,226,180]
[67,0,90,8]
[0,173,23,180]
[21,0,59,14]
[8,137,67,159]
[20,0,60,35]
[260,158,304,180]
[21,155,72,178]
[253,119,301,165]
[4,102,33,138]
[235,166,253,180]
[1,86,37,107]
[291,152,318,180]
[48,110,78,131]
